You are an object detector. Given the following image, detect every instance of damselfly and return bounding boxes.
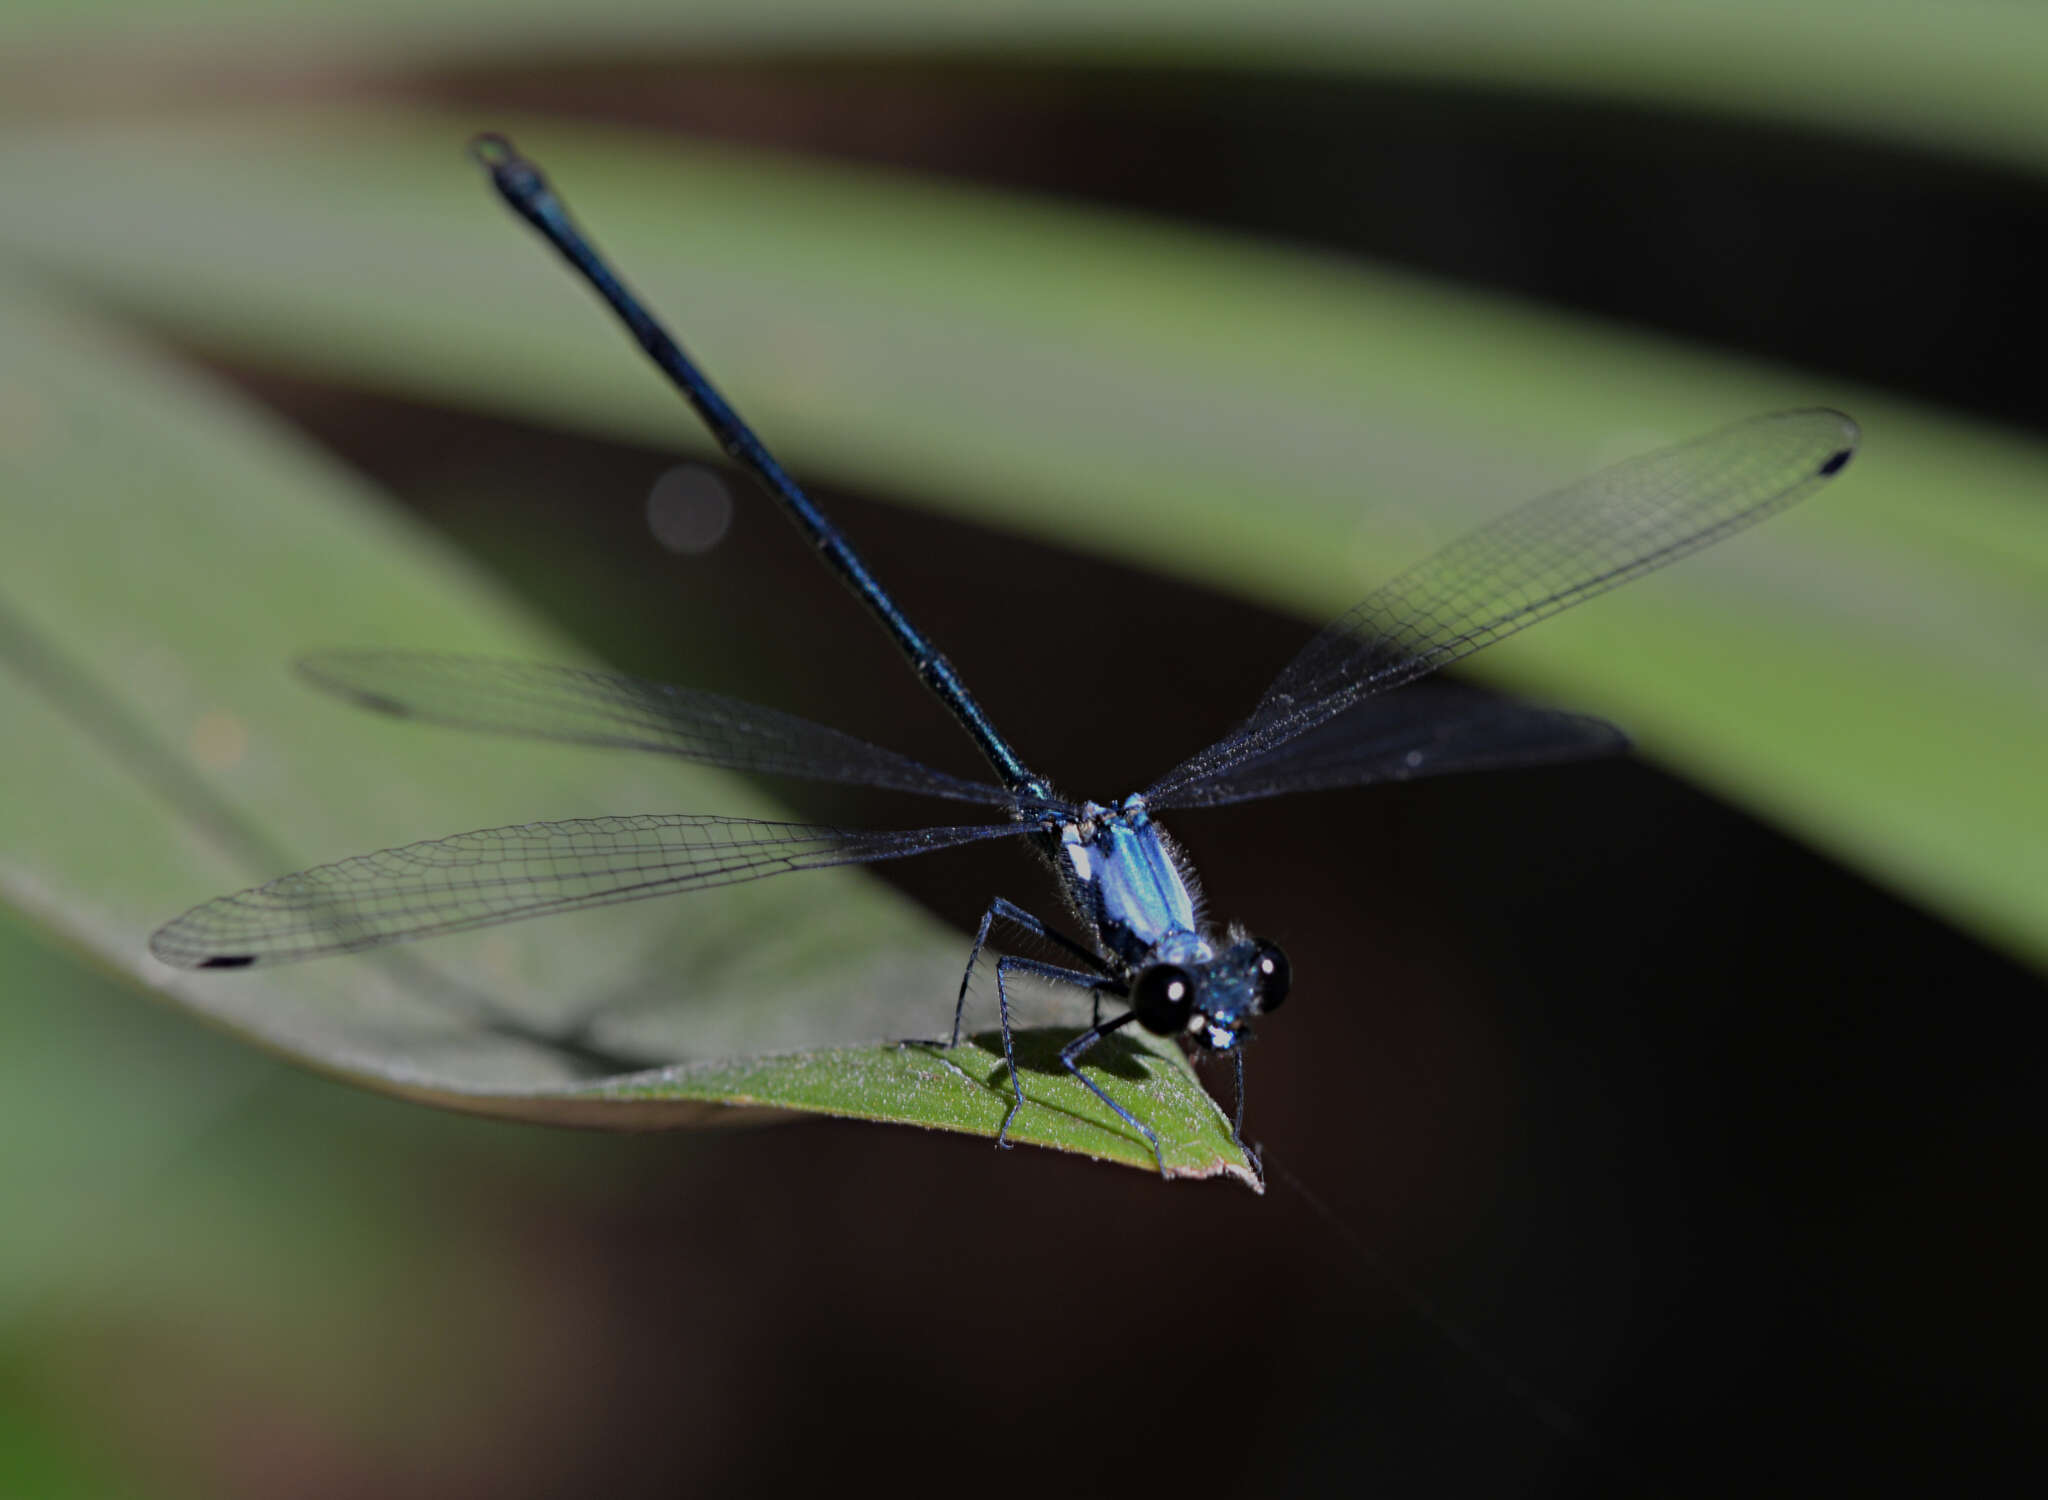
[152,135,1858,1174]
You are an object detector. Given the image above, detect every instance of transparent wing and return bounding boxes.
[150,814,1030,968]
[297,651,1011,807]
[1145,681,1628,810]
[1147,409,1856,801]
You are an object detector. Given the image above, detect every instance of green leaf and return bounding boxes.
[1,110,2042,969]
[6,3,2048,180]
[0,273,1254,1185]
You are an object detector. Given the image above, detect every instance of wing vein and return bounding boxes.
[1148,409,1856,802]
[150,813,1030,967]
[297,652,1012,806]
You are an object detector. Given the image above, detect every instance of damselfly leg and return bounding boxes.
[986,955,1122,1151]
[1058,1011,1166,1177]
[953,897,1112,1045]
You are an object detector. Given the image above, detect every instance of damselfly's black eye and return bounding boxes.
[1132,964,1196,1035]
[1250,941,1290,1013]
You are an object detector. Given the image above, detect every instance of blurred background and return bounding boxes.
[2,3,2043,1496]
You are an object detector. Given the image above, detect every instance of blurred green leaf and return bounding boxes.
[6,3,2048,179]
[0,110,2040,970]
[0,902,658,1489]
[0,1349,136,1500]
[0,272,1254,1184]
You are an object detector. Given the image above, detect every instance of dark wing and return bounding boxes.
[1145,681,1628,810]
[150,814,1029,968]
[1146,409,1856,802]
[297,651,1011,807]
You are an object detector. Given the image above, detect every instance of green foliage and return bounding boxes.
[1,3,2044,1216]
[0,276,1252,1182]
[3,9,2040,1493]
[8,2,2048,176]
[3,111,2043,965]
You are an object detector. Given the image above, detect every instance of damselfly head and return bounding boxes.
[1130,937,1291,1051]
[1207,936,1291,1038]
[1243,938,1290,1012]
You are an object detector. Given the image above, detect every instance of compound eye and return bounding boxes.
[1131,964,1197,1035]
[1250,941,1290,1013]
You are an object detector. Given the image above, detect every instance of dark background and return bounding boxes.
[9,54,2042,1500]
